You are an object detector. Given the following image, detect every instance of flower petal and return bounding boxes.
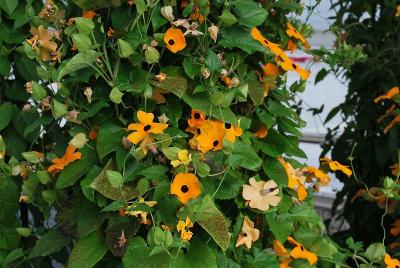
[137,110,154,125]
[127,131,147,144]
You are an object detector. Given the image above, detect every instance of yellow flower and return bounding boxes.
[235,216,260,249]
[188,109,206,128]
[170,173,201,205]
[164,28,187,53]
[171,149,192,168]
[374,87,399,103]
[139,135,156,155]
[127,110,168,144]
[391,219,400,237]
[385,253,400,268]
[177,217,193,241]
[287,40,297,53]
[302,166,331,186]
[396,5,400,17]
[287,237,317,265]
[27,25,58,62]
[274,239,289,257]
[286,22,310,50]
[242,177,281,211]
[125,198,157,225]
[320,157,352,177]
[47,145,81,174]
[262,63,279,77]
[279,158,307,201]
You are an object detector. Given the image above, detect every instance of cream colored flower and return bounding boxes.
[83,87,92,104]
[208,24,219,43]
[161,6,174,21]
[235,216,260,249]
[171,149,191,167]
[242,177,281,211]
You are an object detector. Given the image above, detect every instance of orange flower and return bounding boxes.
[164,28,186,53]
[254,125,268,138]
[374,87,400,103]
[195,120,226,153]
[170,173,201,205]
[287,40,297,53]
[82,10,96,19]
[88,130,97,140]
[391,219,400,236]
[47,145,81,174]
[107,27,115,37]
[127,110,168,144]
[188,109,206,128]
[287,237,317,265]
[397,5,400,17]
[224,122,242,143]
[263,63,279,77]
[286,22,310,50]
[385,253,400,268]
[251,28,310,80]
[320,157,352,177]
[378,104,396,123]
[235,216,260,249]
[384,114,400,134]
[274,240,289,257]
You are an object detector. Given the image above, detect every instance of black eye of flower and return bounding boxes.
[181,185,189,193]
[196,129,201,134]
[143,125,151,131]
[168,39,175,45]
[292,63,297,69]
[213,140,219,146]
[225,123,232,129]
[194,112,201,119]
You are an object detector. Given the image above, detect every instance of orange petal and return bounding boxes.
[127,131,147,144]
[137,110,154,125]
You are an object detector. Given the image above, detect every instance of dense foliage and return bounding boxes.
[321,0,400,250]
[0,0,397,267]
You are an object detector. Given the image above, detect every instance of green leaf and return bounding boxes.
[22,151,41,163]
[192,195,230,252]
[219,9,238,26]
[171,238,217,268]
[363,243,385,262]
[72,34,92,52]
[0,223,20,250]
[145,47,160,64]
[75,17,95,34]
[106,170,124,188]
[138,165,169,180]
[0,102,13,131]
[91,160,139,200]
[182,92,237,123]
[0,177,19,226]
[29,229,71,259]
[58,50,99,80]
[150,68,187,97]
[260,129,292,157]
[290,204,321,225]
[56,147,97,189]
[101,200,125,212]
[247,72,264,105]
[68,231,108,268]
[228,141,262,171]
[109,87,124,104]
[205,50,222,73]
[265,213,294,243]
[0,0,18,15]
[16,227,31,237]
[136,0,147,14]
[118,39,134,58]
[77,203,107,238]
[234,0,267,28]
[31,81,47,101]
[262,156,288,186]
[4,248,24,266]
[51,99,68,118]
[96,124,125,160]
[219,27,266,54]
[245,248,279,268]
[161,147,180,160]
[183,57,201,79]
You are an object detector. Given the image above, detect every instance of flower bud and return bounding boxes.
[161,6,174,22]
